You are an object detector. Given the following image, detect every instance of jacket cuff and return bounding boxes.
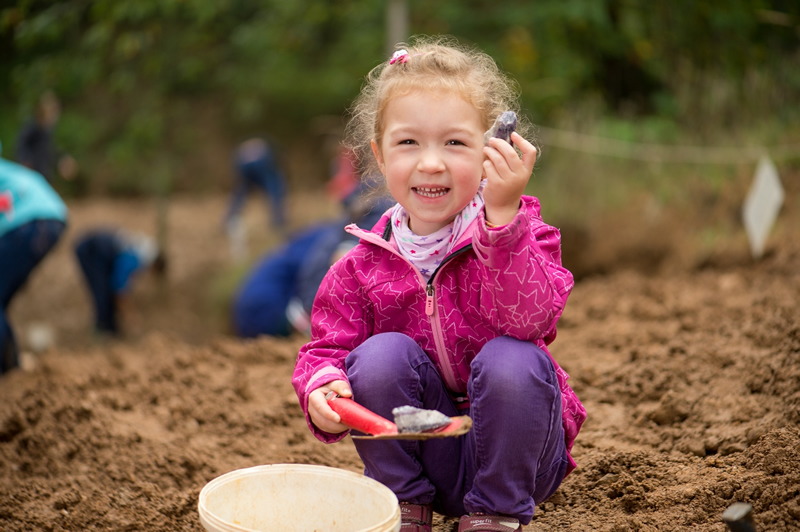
[302,368,351,443]
[474,208,527,259]
[305,366,348,394]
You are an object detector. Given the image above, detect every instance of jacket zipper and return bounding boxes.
[346,223,473,392]
[425,245,472,391]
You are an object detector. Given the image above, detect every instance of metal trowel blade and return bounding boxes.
[351,416,472,440]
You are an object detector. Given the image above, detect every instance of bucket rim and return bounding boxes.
[198,463,400,532]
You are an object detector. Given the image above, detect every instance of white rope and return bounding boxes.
[536,126,800,164]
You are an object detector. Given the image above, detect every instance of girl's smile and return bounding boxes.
[413,186,449,198]
[372,90,485,236]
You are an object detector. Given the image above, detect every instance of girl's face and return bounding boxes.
[372,90,485,236]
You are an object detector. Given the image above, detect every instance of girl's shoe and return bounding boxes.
[458,513,520,531]
[400,502,433,532]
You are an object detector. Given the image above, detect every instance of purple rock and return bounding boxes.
[483,111,517,147]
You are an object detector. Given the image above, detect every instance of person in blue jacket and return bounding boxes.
[224,138,287,232]
[74,228,166,336]
[0,144,68,374]
[232,181,393,338]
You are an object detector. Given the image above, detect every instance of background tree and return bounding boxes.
[0,0,797,195]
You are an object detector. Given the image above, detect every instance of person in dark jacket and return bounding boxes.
[15,91,77,184]
[224,138,287,232]
[74,228,166,336]
[232,180,393,338]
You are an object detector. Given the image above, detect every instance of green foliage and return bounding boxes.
[0,0,797,196]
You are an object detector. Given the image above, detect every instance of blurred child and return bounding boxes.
[15,90,78,184]
[224,137,287,237]
[232,221,343,338]
[0,146,67,374]
[292,37,586,531]
[74,228,166,336]
[233,180,393,338]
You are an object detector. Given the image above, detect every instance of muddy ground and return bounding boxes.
[1,173,799,531]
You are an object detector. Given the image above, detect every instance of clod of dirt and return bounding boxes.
[647,391,691,426]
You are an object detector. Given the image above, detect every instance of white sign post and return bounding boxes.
[742,156,784,259]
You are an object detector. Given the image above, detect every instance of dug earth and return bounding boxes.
[1,183,799,531]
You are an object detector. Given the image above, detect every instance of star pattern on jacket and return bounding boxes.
[293,195,586,468]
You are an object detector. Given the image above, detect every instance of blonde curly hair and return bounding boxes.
[345,35,534,181]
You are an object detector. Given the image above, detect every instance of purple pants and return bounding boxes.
[345,333,568,524]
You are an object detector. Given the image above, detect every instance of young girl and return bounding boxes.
[292,37,585,532]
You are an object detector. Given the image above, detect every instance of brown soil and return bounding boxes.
[1,175,799,531]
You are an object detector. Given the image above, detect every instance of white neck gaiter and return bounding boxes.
[390,181,485,281]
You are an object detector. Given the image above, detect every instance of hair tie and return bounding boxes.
[389,49,409,65]
[389,50,435,66]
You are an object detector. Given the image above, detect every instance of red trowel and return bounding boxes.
[326,392,472,440]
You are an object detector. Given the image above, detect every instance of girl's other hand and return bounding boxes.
[308,379,352,434]
[482,132,537,226]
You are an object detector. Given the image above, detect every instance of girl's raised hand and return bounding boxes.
[308,379,352,434]
[482,132,537,226]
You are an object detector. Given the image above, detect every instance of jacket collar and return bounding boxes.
[347,209,477,255]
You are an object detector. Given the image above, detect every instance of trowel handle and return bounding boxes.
[326,393,398,436]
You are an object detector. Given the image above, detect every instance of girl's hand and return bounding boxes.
[482,132,537,226]
[308,379,353,434]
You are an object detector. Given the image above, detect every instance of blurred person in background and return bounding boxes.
[0,143,68,375]
[74,228,167,337]
[223,137,287,243]
[232,149,393,338]
[15,90,78,184]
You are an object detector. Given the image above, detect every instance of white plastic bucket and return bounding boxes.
[198,464,401,532]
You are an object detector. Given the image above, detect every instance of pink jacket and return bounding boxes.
[292,196,586,472]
